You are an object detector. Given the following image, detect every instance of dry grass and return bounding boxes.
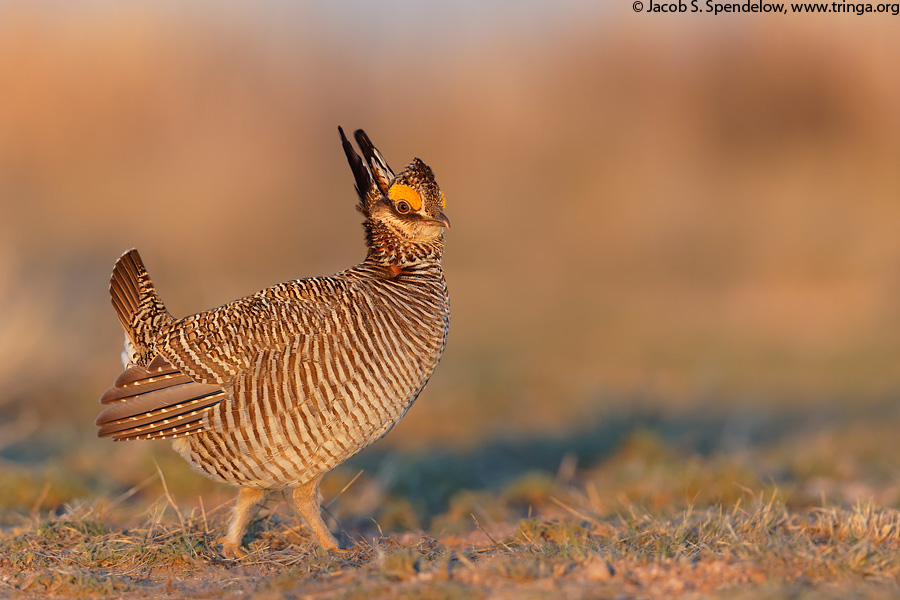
[3,407,900,598]
[2,490,900,599]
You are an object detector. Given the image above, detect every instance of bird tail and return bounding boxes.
[109,249,173,367]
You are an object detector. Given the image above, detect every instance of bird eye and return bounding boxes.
[396,201,410,214]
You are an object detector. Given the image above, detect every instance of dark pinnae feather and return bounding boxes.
[339,126,375,215]
[353,129,394,195]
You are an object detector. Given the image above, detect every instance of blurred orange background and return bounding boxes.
[2,2,900,466]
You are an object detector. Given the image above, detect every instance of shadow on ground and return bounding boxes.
[2,395,898,534]
[343,396,900,525]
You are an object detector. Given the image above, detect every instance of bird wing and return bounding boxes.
[97,278,349,441]
[157,280,342,385]
[96,354,226,440]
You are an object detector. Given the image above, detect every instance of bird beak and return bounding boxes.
[432,212,451,229]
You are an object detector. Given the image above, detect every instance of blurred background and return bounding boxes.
[2,1,900,531]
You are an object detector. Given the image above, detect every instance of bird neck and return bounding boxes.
[364,220,444,266]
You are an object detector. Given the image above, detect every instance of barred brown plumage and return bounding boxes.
[96,128,451,556]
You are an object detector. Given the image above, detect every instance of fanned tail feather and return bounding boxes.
[100,251,224,441]
[110,249,173,367]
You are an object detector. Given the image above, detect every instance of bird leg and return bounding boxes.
[293,474,342,552]
[220,487,265,558]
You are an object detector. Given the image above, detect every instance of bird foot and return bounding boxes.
[329,544,355,556]
[218,537,248,559]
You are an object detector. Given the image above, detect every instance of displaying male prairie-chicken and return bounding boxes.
[96,128,451,556]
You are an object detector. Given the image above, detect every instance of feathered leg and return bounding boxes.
[220,487,265,558]
[293,474,341,552]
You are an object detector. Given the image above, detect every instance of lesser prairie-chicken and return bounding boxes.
[96,128,451,556]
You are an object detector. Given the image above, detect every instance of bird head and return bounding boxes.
[340,127,450,244]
